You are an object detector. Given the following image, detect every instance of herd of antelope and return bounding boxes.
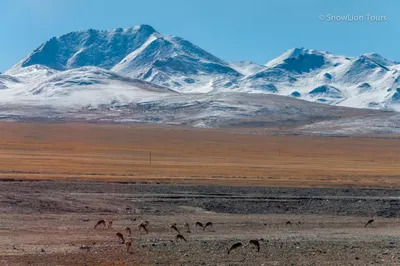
[93,218,377,255]
[93,218,261,255]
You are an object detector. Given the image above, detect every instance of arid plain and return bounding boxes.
[0,122,399,265]
[0,122,400,188]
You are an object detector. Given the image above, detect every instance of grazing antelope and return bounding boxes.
[184,222,191,233]
[94,219,107,229]
[285,221,292,227]
[203,222,213,231]
[170,223,180,234]
[116,232,125,244]
[296,221,301,227]
[124,227,132,236]
[245,239,260,252]
[176,234,187,242]
[138,222,148,234]
[228,242,243,254]
[108,221,113,229]
[365,219,375,228]
[195,222,204,228]
[125,239,132,253]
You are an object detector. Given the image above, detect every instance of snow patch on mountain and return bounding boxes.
[0,74,20,89]
[6,64,58,83]
[3,67,176,109]
[229,61,265,76]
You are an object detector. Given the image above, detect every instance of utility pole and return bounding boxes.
[149,152,152,165]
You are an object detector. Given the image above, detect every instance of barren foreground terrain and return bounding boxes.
[0,122,399,265]
[0,181,399,265]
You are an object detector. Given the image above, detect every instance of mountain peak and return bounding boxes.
[10,25,159,71]
[125,24,157,34]
[361,53,399,67]
[265,47,330,68]
[287,47,319,56]
[229,61,265,76]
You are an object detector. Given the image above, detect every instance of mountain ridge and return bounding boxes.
[4,24,400,112]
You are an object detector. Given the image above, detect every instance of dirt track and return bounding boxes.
[0,180,399,265]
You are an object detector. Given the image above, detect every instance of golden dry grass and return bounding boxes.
[0,121,399,188]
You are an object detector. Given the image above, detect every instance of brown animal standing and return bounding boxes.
[124,227,132,236]
[184,222,191,233]
[138,222,148,234]
[170,223,180,234]
[365,219,375,228]
[195,222,204,228]
[285,221,292,227]
[203,222,213,231]
[125,239,132,253]
[94,219,107,229]
[116,232,125,244]
[108,221,113,229]
[228,242,243,254]
[246,239,260,252]
[176,234,187,242]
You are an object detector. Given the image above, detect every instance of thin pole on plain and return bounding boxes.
[150,152,152,165]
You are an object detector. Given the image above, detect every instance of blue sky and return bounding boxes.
[1,0,398,72]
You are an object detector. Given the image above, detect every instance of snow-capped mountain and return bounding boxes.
[110,33,242,92]
[264,47,326,68]
[236,48,400,110]
[10,25,158,71]
[9,25,241,93]
[4,25,400,113]
[362,53,400,67]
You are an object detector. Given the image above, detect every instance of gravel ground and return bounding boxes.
[0,180,399,265]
